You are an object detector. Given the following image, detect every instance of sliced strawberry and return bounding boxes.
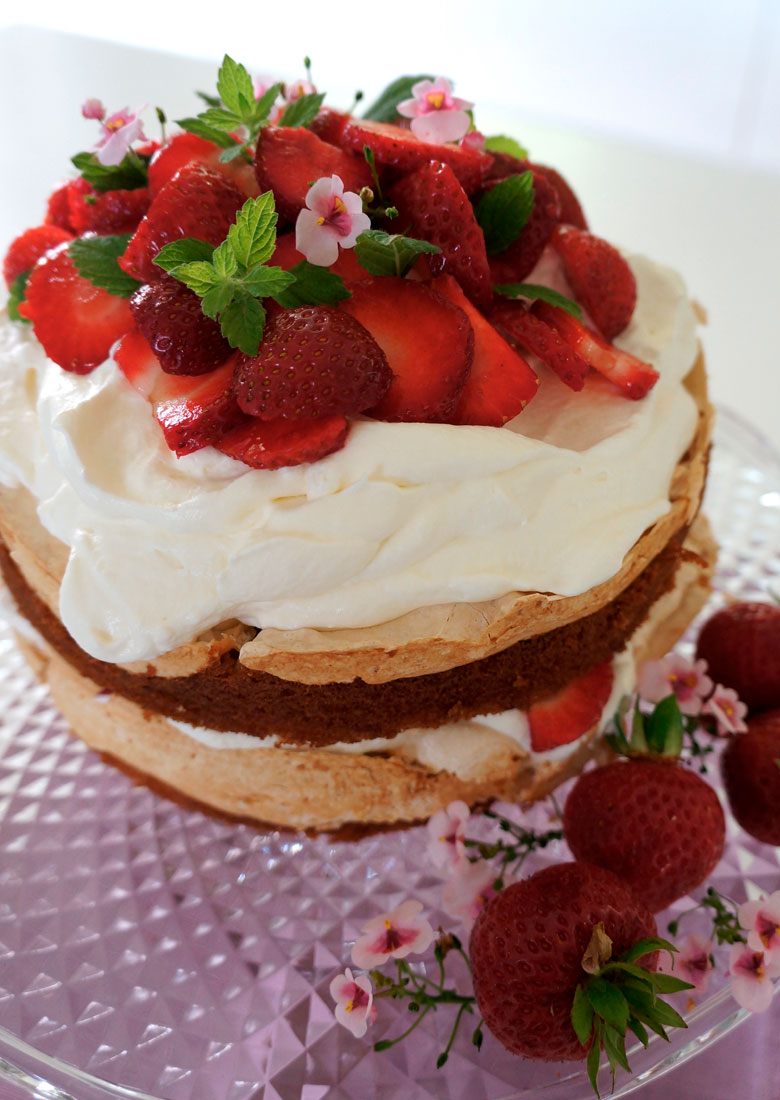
[490,298,589,391]
[3,225,73,288]
[392,161,492,311]
[530,164,587,229]
[66,177,150,236]
[341,118,492,195]
[44,182,75,231]
[130,279,232,375]
[148,132,259,198]
[254,127,372,222]
[272,230,366,283]
[234,305,390,419]
[550,225,636,339]
[18,243,132,374]
[488,170,561,284]
[528,661,614,752]
[433,275,539,425]
[340,277,473,422]
[481,151,532,187]
[216,414,350,470]
[533,301,658,400]
[119,165,246,283]
[115,328,243,453]
[309,107,351,146]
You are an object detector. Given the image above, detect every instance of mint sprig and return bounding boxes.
[483,134,529,161]
[355,230,440,277]
[280,92,327,128]
[8,272,30,322]
[68,235,142,297]
[476,171,534,255]
[494,283,583,320]
[71,150,149,192]
[361,74,434,123]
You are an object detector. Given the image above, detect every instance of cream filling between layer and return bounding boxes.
[0,253,699,664]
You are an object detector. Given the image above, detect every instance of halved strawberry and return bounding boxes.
[3,225,73,288]
[130,279,232,375]
[531,164,587,230]
[67,177,150,236]
[490,298,589,391]
[272,230,366,283]
[488,170,561,284]
[309,107,351,147]
[392,161,492,311]
[341,118,491,195]
[533,301,658,400]
[118,165,246,283]
[216,414,350,470]
[528,661,614,752]
[551,225,636,339]
[254,127,372,222]
[18,243,132,374]
[44,182,75,232]
[433,275,538,425]
[340,277,473,422]
[115,328,242,453]
[148,132,259,198]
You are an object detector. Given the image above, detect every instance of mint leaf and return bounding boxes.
[280,91,326,128]
[201,283,235,321]
[227,193,278,269]
[362,74,433,123]
[196,90,222,108]
[272,261,350,309]
[355,229,440,277]
[243,266,295,298]
[176,117,239,149]
[219,141,252,163]
[476,171,534,255]
[68,235,141,297]
[494,283,583,320]
[219,292,267,355]
[217,55,256,117]
[71,150,149,192]
[199,106,244,132]
[8,272,30,322]
[484,134,528,161]
[153,238,216,272]
[212,239,239,279]
[170,260,224,297]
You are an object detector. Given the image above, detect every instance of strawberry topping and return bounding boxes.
[44,183,75,232]
[490,298,590,391]
[216,414,350,470]
[3,225,73,288]
[66,177,151,236]
[531,163,588,229]
[551,225,636,339]
[528,660,614,752]
[487,169,561,284]
[148,132,259,198]
[130,280,232,375]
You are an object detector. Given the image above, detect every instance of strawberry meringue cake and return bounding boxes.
[0,64,715,830]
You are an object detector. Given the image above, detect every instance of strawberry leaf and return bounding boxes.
[476,171,535,255]
[586,1021,602,1097]
[153,238,216,272]
[602,1022,631,1074]
[7,272,30,323]
[627,1016,649,1046]
[585,979,629,1033]
[649,972,695,995]
[68,235,142,297]
[227,194,278,269]
[571,984,594,1046]
[271,261,350,309]
[361,74,434,123]
[355,229,440,277]
[620,937,679,965]
[280,92,327,129]
[645,695,684,757]
[494,283,583,321]
[484,134,529,160]
[219,292,266,355]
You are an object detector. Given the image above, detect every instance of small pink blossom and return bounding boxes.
[658,933,713,996]
[94,105,147,166]
[295,174,370,267]
[81,98,105,121]
[329,968,377,1037]
[427,800,470,870]
[351,899,434,970]
[397,77,473,145]
[728,944,780,1013]
[702,684,748,736]
[740,892,780,960]
[285,78,317,102]
[637,654,714,716]
[442,860,498,931]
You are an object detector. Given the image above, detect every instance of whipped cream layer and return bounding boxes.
[0,255,699,663]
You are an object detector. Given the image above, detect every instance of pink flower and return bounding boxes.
[657,933,713,996]
[426,800,470,870]
[397,77,473,145]
[81,98,105,121]
[295,174,370,267]
[739,892,780,960]
[702,684,748,735]
[285,78,317,102]
[637,654,714,716]
[728,944,780,1013]
[442,860,498,931]
[351,899,435,970]
[329,968,377,1037]
[94,105,147,166]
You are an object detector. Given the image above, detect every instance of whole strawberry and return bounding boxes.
[721,709,780,845]
[563,759,725,912]
[550,225,637,339]
[130,280,232,376]
[696,601,780,713]
[470,862,676,1066]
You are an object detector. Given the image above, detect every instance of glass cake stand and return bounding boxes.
[0,407,777,1100]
